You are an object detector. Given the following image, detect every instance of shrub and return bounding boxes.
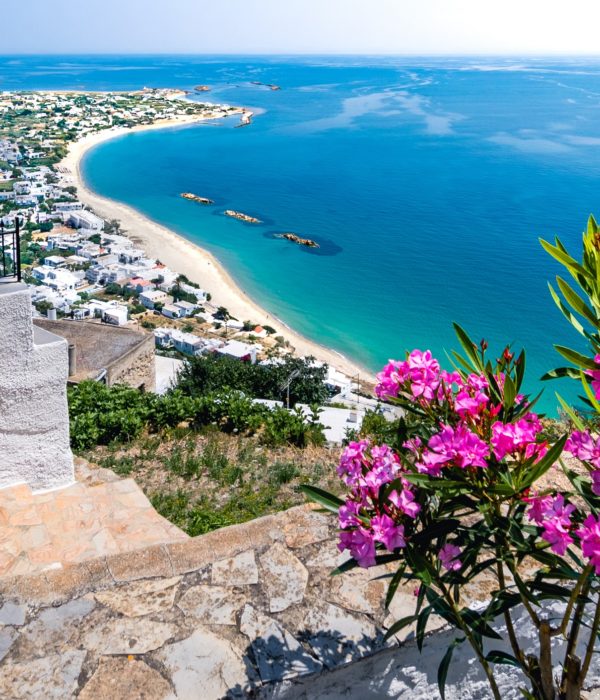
[302,217,600,700]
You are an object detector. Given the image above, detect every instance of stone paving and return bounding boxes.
[0,460,187,579]
[0,504,439,699]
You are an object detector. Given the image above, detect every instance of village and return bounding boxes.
[0,89,391,445]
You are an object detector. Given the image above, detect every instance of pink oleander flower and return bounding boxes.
[337,439,370,486]
[586,354,600,400]
[455,389,489,418]
[375,360,408,400]
[439,543,462,571]
[338,527,376,568]
[593,471,600,497]
[466,373,489,392]
[565,430,600,470]
[371,514,406,551]
[363,443,402,491]
[389,488,421,519]
[339,499,361,528]
[440,370,463,387]
[542,520,573,555]
[577,514,600,574]
[426,423,490,470]
[527,494,576,555]
[525,493,554,525]
[407,349,440,402]
[491,413,544,461]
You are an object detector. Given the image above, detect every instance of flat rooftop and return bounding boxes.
[33,318,150,383]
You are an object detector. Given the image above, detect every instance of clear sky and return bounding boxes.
[7,0,600,55]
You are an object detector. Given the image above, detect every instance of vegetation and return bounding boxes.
[177,354,329,406]
[70,381,334,536]
[303,216,600,700]
[68,380,326,452]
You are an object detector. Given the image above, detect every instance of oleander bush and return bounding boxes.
[303,217,600,700]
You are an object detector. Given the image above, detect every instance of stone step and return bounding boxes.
[0,476,188,580]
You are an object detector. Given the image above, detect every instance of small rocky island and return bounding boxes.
[181,192,214,205]
[250,81,281,91]
[224,210,261,224]
[194,85,211,92]
[279,233,320,248]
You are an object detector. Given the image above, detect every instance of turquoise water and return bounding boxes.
[3,55,600,412]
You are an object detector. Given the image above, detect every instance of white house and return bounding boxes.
[140,289,168,309]
[173,300,198,317]
[32,266,79,292]
[43,255,66,268]
[296,404,365,446]
[66,209,104,231]
[217,340,258,364]
[103,305,128,326]
[161,304,185,320]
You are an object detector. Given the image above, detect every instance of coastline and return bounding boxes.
[58,115,375,384]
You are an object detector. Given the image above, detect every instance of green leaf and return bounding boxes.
[514,349,526,393]
[411,519,460,546]
[452,323,482,371]
[385,566,406,611]
[383,614,418,642]
[579,371,600,413]
[461,609,503,640]
[513,570,541,607]
[556,276,598,326]
[416,606,432,651]
[542,366,583,381]
[299,484,343,514]
[548,283,586,337]
[555,393,585,430]
[503,373,517,412]
[554,345,598,370]
[520,434,567,489]
[540,238,592,282]
[405,548,434,586]
[438,637,465,700]
[485,650,522,668]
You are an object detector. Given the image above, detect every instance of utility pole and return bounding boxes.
[280,368,301,409]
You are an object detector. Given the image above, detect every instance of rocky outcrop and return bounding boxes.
[181,192,214,205]
[224,210,261,224]
[250,81,281,91]
[194,85,211,92]
[279,233,319,248]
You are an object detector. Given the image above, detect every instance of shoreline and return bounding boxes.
[58,115,375,384]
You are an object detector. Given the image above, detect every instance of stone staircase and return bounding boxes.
[0,468,188,580]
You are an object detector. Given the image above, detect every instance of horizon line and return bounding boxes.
[3,51,600,58]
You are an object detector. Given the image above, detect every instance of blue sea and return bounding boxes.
[3,55,600,413]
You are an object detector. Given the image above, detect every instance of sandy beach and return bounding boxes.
[58,114,375,384]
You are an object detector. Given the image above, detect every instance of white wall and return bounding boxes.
[0,283,74,491]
